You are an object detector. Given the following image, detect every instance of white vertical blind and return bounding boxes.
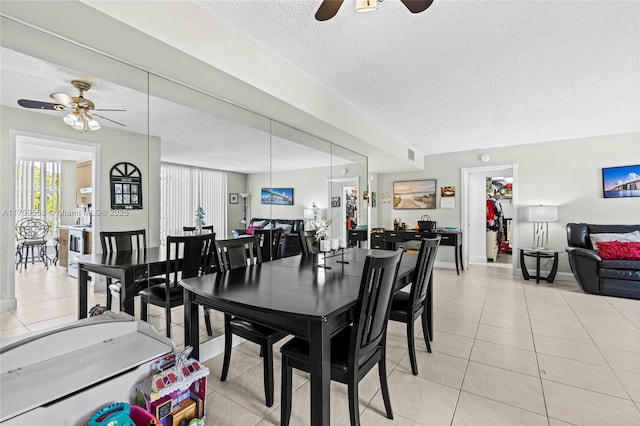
[15,160,61,234]
[160,163,227,242]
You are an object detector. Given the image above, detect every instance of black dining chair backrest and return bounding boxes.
[254,228,283,261]
[100,229,146,253]
[300,230,316,255]
[410,236,441,310]
[389,236,440,376]
[280,248,404,425]
[166,234,216,284]
[214,236,262,271]
[182,225,214,234]
[354,249,404,364]
[139,233,215,339]
[99,229,147,311]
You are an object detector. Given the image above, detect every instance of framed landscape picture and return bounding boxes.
[261,187,294,205]
[602,164,640,198]
[393,179,436,209]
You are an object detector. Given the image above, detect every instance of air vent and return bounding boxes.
[407,148,415,162]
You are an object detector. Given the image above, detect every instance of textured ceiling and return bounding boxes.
[194,0,640,156]
[0,47,346,173]
[3,0,639,172]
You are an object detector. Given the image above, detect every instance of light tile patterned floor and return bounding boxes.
[202,262,640,426]
[3,261,640,425]
[2,264,223,344]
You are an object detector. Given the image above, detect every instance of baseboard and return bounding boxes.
[198,334,245,362]
[434,260,457,270]
[0,298,17,311]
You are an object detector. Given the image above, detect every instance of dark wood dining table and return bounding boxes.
[76,248,167,319]
[180,248,417,426]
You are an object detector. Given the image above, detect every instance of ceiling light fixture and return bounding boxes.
[63,108,101,132]
[356,0,377,13]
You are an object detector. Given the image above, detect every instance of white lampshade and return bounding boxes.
[239,193,250,199]
[303,209,315,220]
[527,205,558,222]
[63,112,79,126]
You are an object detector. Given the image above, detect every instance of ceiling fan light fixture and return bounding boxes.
[72,120,85,131]
[356,0,377,13]
[63,112,78,126]
[87,117,101,131]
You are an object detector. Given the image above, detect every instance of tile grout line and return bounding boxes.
[448,261,493,426]
[555,285,639,406]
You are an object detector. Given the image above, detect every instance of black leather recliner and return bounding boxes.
[566,223,640,299]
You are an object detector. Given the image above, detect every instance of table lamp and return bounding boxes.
[527,205,558,249]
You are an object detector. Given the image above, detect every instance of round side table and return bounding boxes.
[520,248,559,283]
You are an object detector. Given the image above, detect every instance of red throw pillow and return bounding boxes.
[596,241,640,260]
[246,225,262,236]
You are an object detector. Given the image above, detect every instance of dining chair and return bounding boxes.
[15,217,50,271]
[215,236,288,407]
[139,233,215,338]
[182,225,217,334]
[280,249,404,426]
[100,229,149,311]
[389,236,440,375]
[254,228,283,261]
[300,230,316,255]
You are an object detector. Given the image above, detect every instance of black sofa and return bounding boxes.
[566,223,640,299]
[233,218,305,258]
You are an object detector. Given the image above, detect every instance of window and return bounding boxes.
[15,160,61,234]
[160,163,227,242]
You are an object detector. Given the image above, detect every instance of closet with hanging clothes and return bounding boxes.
[486,177,512,262]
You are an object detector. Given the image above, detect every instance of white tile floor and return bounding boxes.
[201,262,640,426]
[3,260,640,425]
[2,264,223,344]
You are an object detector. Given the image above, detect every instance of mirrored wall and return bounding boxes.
[1,15,367,347]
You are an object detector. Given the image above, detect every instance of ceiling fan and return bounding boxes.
[315,0,434,21]
[17,80,126,132]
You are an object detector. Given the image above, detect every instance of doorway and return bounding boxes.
[461,164,519,273]
[328,177,359,241]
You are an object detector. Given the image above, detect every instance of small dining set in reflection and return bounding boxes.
[76,227,441,426]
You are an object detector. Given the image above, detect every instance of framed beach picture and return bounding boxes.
[393,179,437,209]
[261,187,294,205]
[602,164,640,198]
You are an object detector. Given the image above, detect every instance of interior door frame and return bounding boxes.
[461,163,519,274]
[328,177,359,241]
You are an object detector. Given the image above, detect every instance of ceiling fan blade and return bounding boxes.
[93,108,127,112]
[93,113,126,127]
[315,0,344,21]
[17,99,64,110]
[401,0,434,14]
[50,92,73,105]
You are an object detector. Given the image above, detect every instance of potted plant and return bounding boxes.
[194,206,206,235]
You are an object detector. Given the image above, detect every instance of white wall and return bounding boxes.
[0,106,160,309]
[377,132,640,274]
[60,160,78,226]
[247,167,331,222]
